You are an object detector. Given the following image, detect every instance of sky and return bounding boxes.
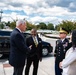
[0,0,76,26]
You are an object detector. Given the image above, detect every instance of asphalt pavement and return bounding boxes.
[0,54,55,75]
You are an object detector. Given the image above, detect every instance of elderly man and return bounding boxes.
[9,20,31,75]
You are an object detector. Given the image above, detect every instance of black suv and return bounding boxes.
[0,30,53,58]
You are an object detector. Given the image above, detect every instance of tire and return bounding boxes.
[42,47,49,56]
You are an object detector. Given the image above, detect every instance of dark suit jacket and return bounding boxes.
[26,36,42,59]
[9,28,30,68]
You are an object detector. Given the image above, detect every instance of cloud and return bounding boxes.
[0,0,76,25]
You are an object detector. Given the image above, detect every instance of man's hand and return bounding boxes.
[59,62,62,69]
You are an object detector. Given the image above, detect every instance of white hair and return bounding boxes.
[16,19,26,26]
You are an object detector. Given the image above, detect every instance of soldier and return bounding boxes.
[54,28,69,75]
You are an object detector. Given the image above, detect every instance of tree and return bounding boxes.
[5,21,11,27]
[26,21,36,30]
[10,21,16,29]
[56,20,74,33]
[47,23,54,30]
[0,22,4,29]
[38,22,47,29]
[55,25,60,31]
[36,25,41,29]
[73,21,76,30]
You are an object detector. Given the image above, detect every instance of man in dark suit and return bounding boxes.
[9,20,31,75]
[54,28,70,75]
[25,29,42,75]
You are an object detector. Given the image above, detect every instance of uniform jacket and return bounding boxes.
[54,38,69,63]
[9,28,30,67]
[62,47,76,75]
[26,36,42,59]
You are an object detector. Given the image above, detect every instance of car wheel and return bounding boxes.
[42,47,49,56]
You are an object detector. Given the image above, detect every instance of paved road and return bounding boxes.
[40,35,57,51]
[0,54,55,75]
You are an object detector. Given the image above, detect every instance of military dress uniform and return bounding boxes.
[54,38,69,75]
[54,27,72,75]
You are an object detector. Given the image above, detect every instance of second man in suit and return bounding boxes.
[25,28,42,75]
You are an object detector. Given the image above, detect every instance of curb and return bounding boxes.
[0,63,5,75]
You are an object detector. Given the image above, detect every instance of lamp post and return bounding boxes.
[0,9,3,22]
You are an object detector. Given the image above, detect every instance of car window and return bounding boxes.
[0,36,10,48]
[0,30,11,36]
[0,30,10,48]
[23,33,31,38]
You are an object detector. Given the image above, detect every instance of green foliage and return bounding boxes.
[1,19,76,32]
[0,23,4,29]
[26,21,36,30]
[55,20,76,33]
[47,23,54,30]
[36,25,41,29]
[5,21,11,27]
[38,22,47,29]
[10,21,16,29]
[55,25,59,30]
[73,21,76,30]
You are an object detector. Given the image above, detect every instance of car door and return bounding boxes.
[0,36,10,54]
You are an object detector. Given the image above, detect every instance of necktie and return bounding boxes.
[34,37,38,47]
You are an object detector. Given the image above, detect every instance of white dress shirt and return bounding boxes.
[16,27,22,33]
[61,38,65,42]
[33,36,38,46]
